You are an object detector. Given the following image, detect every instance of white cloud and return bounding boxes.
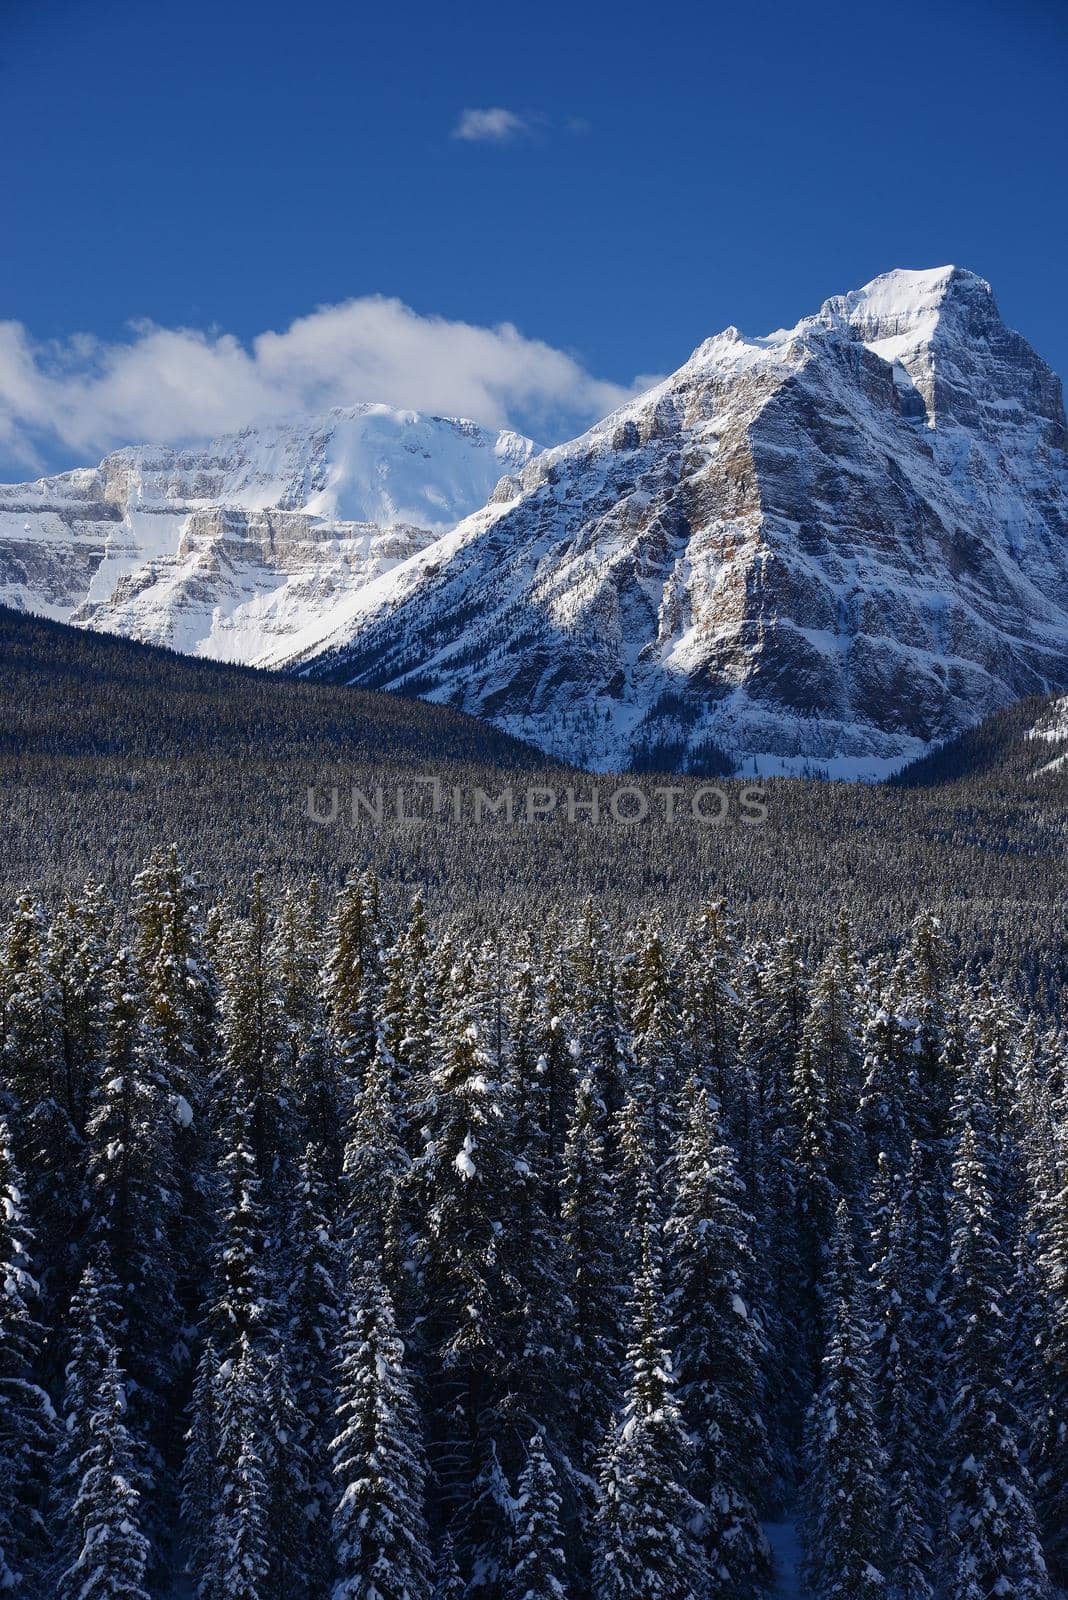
[451,107,529,143]
[0,297,648,475]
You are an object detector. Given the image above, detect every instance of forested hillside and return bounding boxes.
[2,606,1066,1009]
[0,859,1065,1598]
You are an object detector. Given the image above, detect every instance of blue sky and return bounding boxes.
[1,0,1066,475]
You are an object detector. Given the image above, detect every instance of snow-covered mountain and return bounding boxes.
[0,406,534,660]
[288,267,1068,778]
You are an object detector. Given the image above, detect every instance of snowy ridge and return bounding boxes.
[288,267,1068,777]
[0,405,533,660]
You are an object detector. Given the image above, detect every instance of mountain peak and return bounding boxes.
[821,265,998,358]
[292,264,1068,778]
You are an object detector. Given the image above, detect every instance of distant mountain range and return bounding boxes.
[4,267,1067,777]
[0,406,532,660]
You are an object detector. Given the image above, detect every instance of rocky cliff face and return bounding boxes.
[0,407,533,660]
[289,268,1068,777]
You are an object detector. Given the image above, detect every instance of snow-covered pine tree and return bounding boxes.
[264,1347,320,1600]
[594,1220,706,1600]
[339,1030,408,1287]
[627,931,684,1178]
[214,1335,272,1600]
[788,1033,842,1384]
[614,1071,661,1280]
[392,893,436,1106]
[381,892,435,1105]
[897,912,953,1149]
[683,899,741,1115]
[665,1087,770,1597]
[57,1344,151,1600]
[506,1432,568,1600]
[560,1072,621,1475]
[868,1147,938,1600]
[216,874,284,1184]
[326,874,381,1084]
[132,845,213,1105]
[330,1253,433,1600]
[737,936,810,1468]
[0,894,80,1328]
[283,1143,340,1588]
[762,933,808,1093]
[941,1107,1049,1599]
[0,892,61,1110]
[406,948,511,1520]
[432,1534,465,1600]
[858,991,917,1184]
[208,1103,275,1358]
[0,1112,54,1592]
[1033,1149,1068,1587]
[181,1341,223,1600]
[55,1249,124,1532]
[566,900,627,1140]
[532,999,576,1206]
[272,884,324,1087]
[46,877,112,1139]
[497,969,574,1470]
[798,914,862,1205]
[800,1200,886,1600]
[86,977,181,1448]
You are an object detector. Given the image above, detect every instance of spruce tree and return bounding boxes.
[868,1147,939,1600]
[208,1104,274,1358]
[47,878,112,1138]
[594,1222,706,1600]
[331,1254,433,1600]
[800,1202,886,1600]
[264,1348,319,1600]
[85,990,181,1446]
[858,994,917,1183]
[0,1113,54,1592]
[405,947,512,1571]
[339,1031,408,1284]
[506,1432,569,1600]
[628,931,683,1178]
[560,1073,621,1474]
[58,1346,152,1600]
[665,1088,770,1596]
[1033,1155,1068,1586]
[215,874,285,1183]
[798,918,862,1204]
[683,899,741,1113]
[431,1535,465,1600]
[213,1335,271,1600]
[56,1249,125,1538]
[283,1145,340,1591]
[941,1112,1049,1599]
[181,1342,224,1600]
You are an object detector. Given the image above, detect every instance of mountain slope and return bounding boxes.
[289,267,1068,777]
[0,406,533,660]
[892,688,1068,788]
